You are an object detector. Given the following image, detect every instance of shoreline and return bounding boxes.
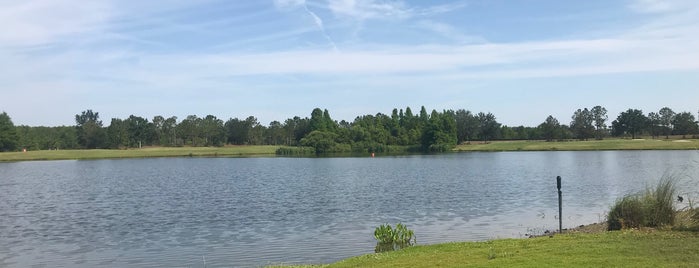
[1,139,698,162]
[275,224,699,268]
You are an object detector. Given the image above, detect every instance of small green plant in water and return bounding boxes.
[374,223,416,253]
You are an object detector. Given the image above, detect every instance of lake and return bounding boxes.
[1,151,698,267]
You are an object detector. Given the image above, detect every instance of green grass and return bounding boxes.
[454,138,699,152]
[0,145,280,161]
[273,230,699,268]
[3,138,698,162]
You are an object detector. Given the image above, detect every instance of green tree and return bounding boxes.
[419,106,429,124]
[201,115,225,146]
[282,116,310,145]
[0,112,19,151]
[107,118,128,149]
[164,116,178,146]
[612,109,647,139]
[309,108,336,132]
[247,116,266,145]
[152,115,165,146]
[476,112,500,142]
[647,112,661,139]
[539,115,561,142]
[267,120,285,145]
[591,105,608,140]
[125,115,151,148]
[571,108,595,140]
[455,109,479,144]
[75,109,106,149]
[151,116,178,146]
[16,125,77,150]
[300,130,338,154]
[178,115,201,146]
[225,116,261,145]
[672,112,698,138]
[659,107,675,139]
[422,110,457,152]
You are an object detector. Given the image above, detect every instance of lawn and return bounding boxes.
[0,145,280,161]
[274,230,699,268]
[3,139,698,162]
[454,138,699,152]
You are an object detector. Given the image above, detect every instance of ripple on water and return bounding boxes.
[1,152,698,266]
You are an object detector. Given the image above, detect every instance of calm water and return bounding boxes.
[1,151,698,267]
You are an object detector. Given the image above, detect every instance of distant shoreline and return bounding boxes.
[1,139,697,162]
[453,138,699,152]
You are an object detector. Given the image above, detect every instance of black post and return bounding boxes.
[557,176,562,233]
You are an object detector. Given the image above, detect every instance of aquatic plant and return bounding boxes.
[374,223,416,253]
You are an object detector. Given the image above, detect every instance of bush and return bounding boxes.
[275,146,315,155]
[608,195,645,230]
[374,223,416,253]
[608,176,677,230]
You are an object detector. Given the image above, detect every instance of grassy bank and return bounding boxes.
[274,230,699,268]
[0,146,280,161]
[454,138,699,152]
[3,138,698,162]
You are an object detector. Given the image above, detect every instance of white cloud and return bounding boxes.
[273,0,338,50]
[274,0,305,9]
[0,0,112,46]
[302,5,338,51]
[417,1,468,16]
[415,20,487,44]
[3,1,699,126]
[628,0,696,13]
[327,0,411,20]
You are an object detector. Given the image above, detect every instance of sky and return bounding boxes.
[1,0,698,127]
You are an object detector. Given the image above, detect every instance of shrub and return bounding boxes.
[374,223,416,253]
[608,176,677,230]
[607,195,645,230]
[275,146,315,155]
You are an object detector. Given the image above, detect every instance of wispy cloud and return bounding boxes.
[303,4,338,51]
[628,0,694,13]
[0,0,112,47]
[327,0,412,20]
[274,0,338,51]
[416,1,469,16]
[2,1,699,126]
[274,0,306,9]
[415,20,487,44]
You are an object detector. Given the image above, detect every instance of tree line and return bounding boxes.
[0,106,697,153]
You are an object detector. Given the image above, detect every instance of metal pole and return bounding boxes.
[557,176,562,233]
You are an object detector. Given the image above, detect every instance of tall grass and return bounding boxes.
[608,175,677,230]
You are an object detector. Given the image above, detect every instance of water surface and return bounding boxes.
[1,151,697,267]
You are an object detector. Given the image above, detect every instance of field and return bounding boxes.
[2,138,698,162]
[0,146,280,162]
[454,138,699,152]
[274,230,699,268]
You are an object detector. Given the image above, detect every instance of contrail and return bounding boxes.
[303,3,338,51]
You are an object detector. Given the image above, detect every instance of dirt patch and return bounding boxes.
[673,140,691,143]
[526,222,608,238]
[565,222,608,234]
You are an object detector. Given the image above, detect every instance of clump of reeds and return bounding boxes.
[608,175,677,230]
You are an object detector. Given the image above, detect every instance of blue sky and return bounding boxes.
[2,0,698,127]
